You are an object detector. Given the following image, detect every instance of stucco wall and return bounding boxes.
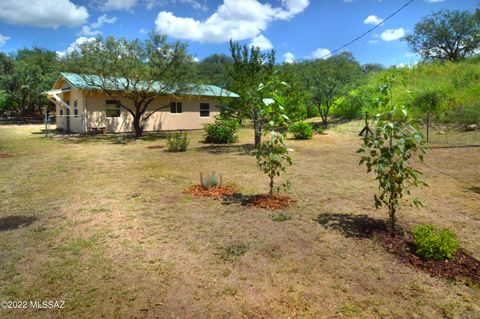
[54,84,86,133]
[84,93,221,133]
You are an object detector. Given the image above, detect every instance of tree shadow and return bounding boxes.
[468,186,480,195]
[52,132,168,144]
[0,215,37,231]
[315,213,387,238]
[196,143,254,155]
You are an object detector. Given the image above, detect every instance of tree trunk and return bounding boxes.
[269,175,274,195]
[253,114,261,147]
[132,115,143,138]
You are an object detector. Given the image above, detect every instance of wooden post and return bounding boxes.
[426,112,430,143]
[200,172,203,186]
[220,174,223,187]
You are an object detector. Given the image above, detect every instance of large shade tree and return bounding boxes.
[64,34,194,137]
[229,41,275,146]
[0,48,58,116]
[404,9,480,62]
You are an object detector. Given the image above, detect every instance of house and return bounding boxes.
[43,72,239,133]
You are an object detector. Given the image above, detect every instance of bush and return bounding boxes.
[204,117,239,144]
[412,224,459,261]
[289,121,313,140]
[166,132,189,152]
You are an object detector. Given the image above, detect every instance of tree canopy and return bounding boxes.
[404,9,480,62]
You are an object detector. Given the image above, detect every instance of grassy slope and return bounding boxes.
[333,57,480,124]
[0,125,479,318]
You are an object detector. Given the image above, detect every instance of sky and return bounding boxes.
[0,0,478,66]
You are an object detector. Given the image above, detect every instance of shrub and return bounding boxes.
[204,117,239,144]
[166,132,189,152]
[289,121,313,140]
[412,224,459,261]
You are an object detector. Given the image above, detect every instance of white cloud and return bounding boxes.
[91,14,118,29]
[101,0,138,11]
[0,0,88,28]
[146,0,208,11]
[380,28,405,41]
[364,15,383,25]
[250,34,273,51]
[0,34,10,47]
[56,37,96,58]
[155,0,309,43]
[79,14,117,36]
[283,52,295,63]
[79,26,102,36]
[312,48,331,60]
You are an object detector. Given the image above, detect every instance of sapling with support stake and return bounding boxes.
[357,105,427,236]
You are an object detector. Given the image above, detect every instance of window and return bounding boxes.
[200,103,210,117]
[105,100,121,117]
[170,101,183,113]
[74,100,78,117]
[60,109,63,116]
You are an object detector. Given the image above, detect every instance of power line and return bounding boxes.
[317,0,415,60]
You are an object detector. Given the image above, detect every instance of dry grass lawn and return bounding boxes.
[0,123,479,318]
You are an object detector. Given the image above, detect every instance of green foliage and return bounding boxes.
[347,58,480,124]
[229,41,275,146]
[271,214,292,222]
[204,117,239,144]
[413,224,459,260]
[289,121,313,140]
[201,173,219,189]
[358,105,427,234]
[254,76,293,195]
[166,132,189,152]
[404,9,480,62]
[195,54,233,88]
[0,48,59,115]
[0,90,7,111]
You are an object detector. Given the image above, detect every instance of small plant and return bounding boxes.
[166,132,189,152]
[271,214,292,222]
[218,243,248,261]
[289,121,313,140]
[316,126,326,134]
[200,172,222,189]
[412,224,459,261]
[204,117,239,144]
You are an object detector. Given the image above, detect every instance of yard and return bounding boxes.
[0,123,479,318]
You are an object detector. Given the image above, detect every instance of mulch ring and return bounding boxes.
[183,184,236,197]
[375,229,480,283]
[221,193,295,210]
[0,153,13,158]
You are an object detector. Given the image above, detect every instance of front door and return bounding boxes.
[66,108,70,132]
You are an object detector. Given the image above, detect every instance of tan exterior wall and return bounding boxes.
[84,92,221,133]
[54,85,86,133]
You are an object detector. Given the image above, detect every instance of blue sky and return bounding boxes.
[0,0,477,66]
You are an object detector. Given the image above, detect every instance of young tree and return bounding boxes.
[300,52,362,127]
[229,41,275,146]
[404,9,480,62]
[357,106,427,236]
[254,76,292,195]
[64,34,193,137]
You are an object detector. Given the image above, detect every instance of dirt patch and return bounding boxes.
[0,153,13,158]
[375,230,480,283]
[147,145,164,149]
[183,184,236,197]
[0,215,37,231]
[242,194,294,210]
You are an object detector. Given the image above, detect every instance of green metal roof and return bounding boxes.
[56,72,239,98]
